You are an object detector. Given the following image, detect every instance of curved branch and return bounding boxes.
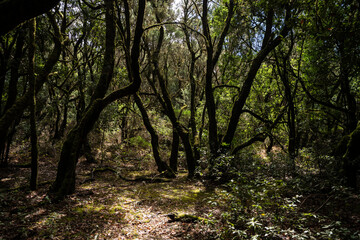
[242,109,272,125]
[232,133,267,154]
[296,73,347,113]
[143,21,206,41]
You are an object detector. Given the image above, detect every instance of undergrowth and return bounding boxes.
[211,151,360,240]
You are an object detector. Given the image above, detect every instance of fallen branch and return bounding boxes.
[85,166,173,183]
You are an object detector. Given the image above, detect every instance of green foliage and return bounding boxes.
[217,157,360,240]
[209,153,235,181]
[128,135,151,148]
[210,0,231,38]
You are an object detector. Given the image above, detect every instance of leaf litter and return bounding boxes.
[0,157,224,239]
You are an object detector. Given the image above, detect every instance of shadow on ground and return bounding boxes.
[0,169,225,240]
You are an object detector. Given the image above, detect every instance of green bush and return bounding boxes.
[128,136,151,148]
[218,160,359,240]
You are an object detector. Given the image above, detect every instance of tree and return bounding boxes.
[274,35,299,173]
[222,1,293,149]
[0,27,25,166]
[28,18,39,190]
[134,93,175,176]
[202,0,234,155]
[0,11,63,166]
[50,0,146,198]
[140,1,198,177]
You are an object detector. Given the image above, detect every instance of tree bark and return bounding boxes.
[29,18,38,190]
[50,0,145,198]
[4,28,25,113]
[147,7,197,177]
[154,63,196,177]
[202,0,234,155]
[182,8,200,161]
[0,28,25,166]
[339,40,357,134]
[169,128,179,172]
[222,8,290,146]
[0,13,62,165]
[134,93,174,176]
[275,45,297,173]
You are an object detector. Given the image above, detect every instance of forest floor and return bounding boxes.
[0,151,226,240]
[1,143,360,239]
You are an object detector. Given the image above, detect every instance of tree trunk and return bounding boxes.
[169,128,179,172]
[148,9,197,177]
[201,0,234,155]
[134,93,174,176]
[4,28,25,113]
[51,100,103,196]
[58,98,68,138]
[339,40,357,134]
[154,64,196,177]
[183,21,200,162]
[0,28,25,166]
[222,8,290,147]
[275,47,297,174]
[50,0,145,198]
[0,12,62,161]
[28,18,38,190]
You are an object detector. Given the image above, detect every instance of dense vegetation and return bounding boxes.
[0,0,359,239]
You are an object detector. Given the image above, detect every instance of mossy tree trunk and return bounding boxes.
[222,7,291,147]
[169,128,179,172]
[3,28,25,114]
[275,42,297,174]
[182,3,201,162]
[0,28,25,166]
[116,0,172,176]
[0,43,8,115]
[50,0,145,198]
[151,24,196,177]
[339,40,357,134]
[201,0,234,155]
[134,93,174,176]
[0,13,62,166]
[29,18,38,190]
[142,5,197,177]
[51,0,116,197]
[153,61,196,177]
[51,100,104,196]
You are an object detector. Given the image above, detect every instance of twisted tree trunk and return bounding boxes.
[50,0,145,198]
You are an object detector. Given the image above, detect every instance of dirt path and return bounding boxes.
[0,167,225,240]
